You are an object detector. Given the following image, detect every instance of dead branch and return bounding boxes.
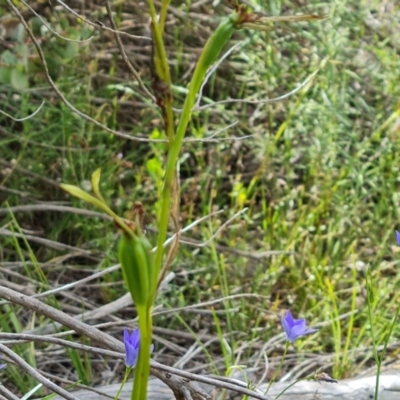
[0,285,275,400]
[0,342,81,400]
[5,0,160,143]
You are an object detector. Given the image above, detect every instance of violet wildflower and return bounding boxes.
[281,310,318,343]
[0,355,6,370]
[396,230,400,246]
[123,328,154,368]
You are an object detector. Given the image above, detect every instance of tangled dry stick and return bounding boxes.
[1,285,399,400]
[0,285,275,400]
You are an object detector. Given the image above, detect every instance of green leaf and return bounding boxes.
[81,27,93,40]
[59,16,70,31]
[1,50,18,66]
[91,168,106,203]
[11,22,25,42]
[11,68,29,90]
[43,51,63,80]
[60,184,112,215]
[15,43,30,70]
[146,158,164,180]
[66,27,81,41]
[63,41,79,60]
[30,16,44,36]
[61,182,132,236]
[0,67,12,84]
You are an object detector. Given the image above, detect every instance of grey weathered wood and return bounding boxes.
[50,371,400,400]
[50,377,172,400]
[260,373,400,399]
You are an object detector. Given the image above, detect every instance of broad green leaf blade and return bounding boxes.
[11,68,29,90]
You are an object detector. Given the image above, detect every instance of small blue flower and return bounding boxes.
[281,310,318,343]
[0,355,6,370]
[123,328,154,368]
[396,230,400,246]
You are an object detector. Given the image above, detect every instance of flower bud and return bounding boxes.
[119,233,152,306]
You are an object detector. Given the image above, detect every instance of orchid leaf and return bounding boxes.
[60,183,113,216]
[91,168,106,203]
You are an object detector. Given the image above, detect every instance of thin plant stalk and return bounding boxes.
[146,0,174,143]
[365,267,380,400]
[146,1,171,87]
[368,268,400,400]
[159,0,170,33]
[275,379,301,399]
[114,367,132,400]
[265,341,289,395]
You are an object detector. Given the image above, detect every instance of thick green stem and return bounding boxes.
[132,306,152,400]
[150,14,238,305]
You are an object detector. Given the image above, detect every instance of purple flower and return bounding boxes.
[396,231,400,246]
[123,328,154,368]
[281,311,318,343]
[0,355,6,370]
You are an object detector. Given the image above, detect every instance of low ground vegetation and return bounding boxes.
[0,0,400,397]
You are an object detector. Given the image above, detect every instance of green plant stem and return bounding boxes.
[150,14,238,305]
[114,367,132,400]
[366,269,380,400]
[373,299,400,400]
[275,378,301,399]
[147,0,174,143]
[164,99,175,144]
[132,306,152,400]
[265,341,289,395]
[342,264,357,369]
[146,1,172,86]
[159,0,170,33]
[136,8,240,399]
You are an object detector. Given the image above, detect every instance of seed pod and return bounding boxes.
[200,15,237,73]
[118,233,150,306]
[139,235,155,296]
[189,14,238,97]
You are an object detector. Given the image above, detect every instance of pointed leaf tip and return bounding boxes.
[91,168,105,203]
